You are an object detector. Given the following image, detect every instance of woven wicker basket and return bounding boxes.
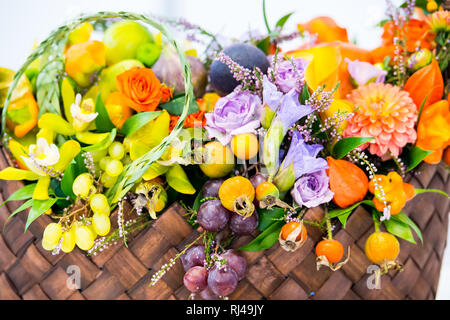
[0,146,448,300]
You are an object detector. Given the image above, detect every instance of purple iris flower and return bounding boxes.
[282,131,328,179]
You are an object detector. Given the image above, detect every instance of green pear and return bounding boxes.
[98,59,144,100]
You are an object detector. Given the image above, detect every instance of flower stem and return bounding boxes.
[262,0,272,34]
[324,208,333,240]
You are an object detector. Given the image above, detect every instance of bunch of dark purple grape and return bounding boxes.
[181,246,247,299]
[198,179,259,235]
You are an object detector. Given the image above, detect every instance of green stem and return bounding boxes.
[262,0,272,34]
[324,208,333,240]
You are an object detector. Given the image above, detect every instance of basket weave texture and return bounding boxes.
[0,146,448,300]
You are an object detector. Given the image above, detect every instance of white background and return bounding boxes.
[0,0,449,299]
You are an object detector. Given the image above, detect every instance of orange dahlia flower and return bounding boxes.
[116,67,162,112]
[344,83,417,159]
[416,100,450,164]
[381,19,435,52]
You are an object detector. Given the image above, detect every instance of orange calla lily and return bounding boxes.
[404,59,443,109]
[382,19,435,53]
[288,44,342,96]
[297,16,349,43]
[416,100,450,164]
[287,41,372,98]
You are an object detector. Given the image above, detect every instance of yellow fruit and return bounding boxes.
[61,227,76,253]
[72,173,94,199]
[92,212,111,236]
[90,194,110,216]
[231,133,259,160]
[101,173,118,188]
[365,232,400,265]
[199,141,235,178]
[103,20,153,65]
[43,223,62,247]
[74,224,96,251]
[42,239,56,251]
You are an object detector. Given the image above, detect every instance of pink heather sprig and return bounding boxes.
[347,150,391,221]
[306,85,334,113]
[215,52,263,94]
[82,152,96,177]
[149,233,206,287]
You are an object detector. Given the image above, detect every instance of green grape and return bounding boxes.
[74,224,96,251]
[43,223,62,247]
[108,142,125,160]
[92,212,111,236]
[61,226,76,253]
[101,173,118,188]
[105,159,123,177]
[99,156,112,171]
[89,149,108,163]
[72,173,94,199]
[90,194,110,216]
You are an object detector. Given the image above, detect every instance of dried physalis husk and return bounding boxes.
[279,221,307,252]
[316,246,351,271]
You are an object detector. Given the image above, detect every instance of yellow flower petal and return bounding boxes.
[0,167,40,180]
[53,140,81,172]
[33,176,51,200]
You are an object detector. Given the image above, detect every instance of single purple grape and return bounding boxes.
[184,266,208,293]
[180,245,206,272]
[197,200,230,232]
[201,179,224,198]
[220,250,247,280]
[207,266,239,297]
[230,212,259,235]
[249,173,267,189]
[199,286,220,300]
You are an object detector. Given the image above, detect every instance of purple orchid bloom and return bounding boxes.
[346,58,387,87]
[205,91,262,145]
[291,170,334,208]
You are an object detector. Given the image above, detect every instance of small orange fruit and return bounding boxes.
[281,221,307,242]
[315,239,344,263]
[279,221,308,252]
[365,232,400,265]
[255,181,279,202]
[230,133,259,160]
[219,176,255,218]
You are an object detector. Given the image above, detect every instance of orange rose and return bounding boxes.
[184,110,206,128]
[160,85,173,104]
[116,67,162,112]
[416,100,450,164]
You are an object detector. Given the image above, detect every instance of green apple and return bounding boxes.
[136,42,161,67]
[98,59,144,100]
[103,20,154,66]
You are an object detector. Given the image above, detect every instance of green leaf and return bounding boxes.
[275,12,294,30]
[332,136,375,159]
[239,220,283,251]
[3,199,33,230]
[0,183,36,208]
[414,188,449,198]
[328,200,375,227]
[121,111,163,137]
[376,19,389,27]
[391,212,423,244]
[256,36,271,55]
[60,152,88,198]
[383,217,416,244]
[165,164,196,195]
[406,146,433,172]
[300,83,310,104]
[25,198,57,231]
[82,128,117,152]
[94,93,115,132]
[257,207,286,231]
[160,95,198,116]
[416,95,428,124]
[36,59,64,116]
[192,191,203,213]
